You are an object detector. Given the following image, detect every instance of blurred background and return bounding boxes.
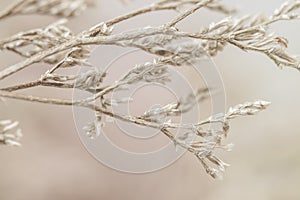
[0,0,300,199]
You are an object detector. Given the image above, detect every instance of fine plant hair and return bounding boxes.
[0,0,299,179]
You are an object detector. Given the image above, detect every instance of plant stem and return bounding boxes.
[166,0,214,27]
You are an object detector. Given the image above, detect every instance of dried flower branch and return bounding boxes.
[140,88,212,123]
[199,11,300,69]
[172,100,270,179]
[0,0,297,178]
[0,19,91,66]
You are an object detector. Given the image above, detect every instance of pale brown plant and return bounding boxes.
[0,0,299,179]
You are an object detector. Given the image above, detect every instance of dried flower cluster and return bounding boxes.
[0,0,298,178]
[0,0,91,20]
[200,8,300,69]
[0,120,22,146]
[159,100,270,179]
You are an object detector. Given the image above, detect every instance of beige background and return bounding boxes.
[0,0,300,199]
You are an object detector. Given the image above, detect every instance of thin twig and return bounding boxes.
[166,0,214,27]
